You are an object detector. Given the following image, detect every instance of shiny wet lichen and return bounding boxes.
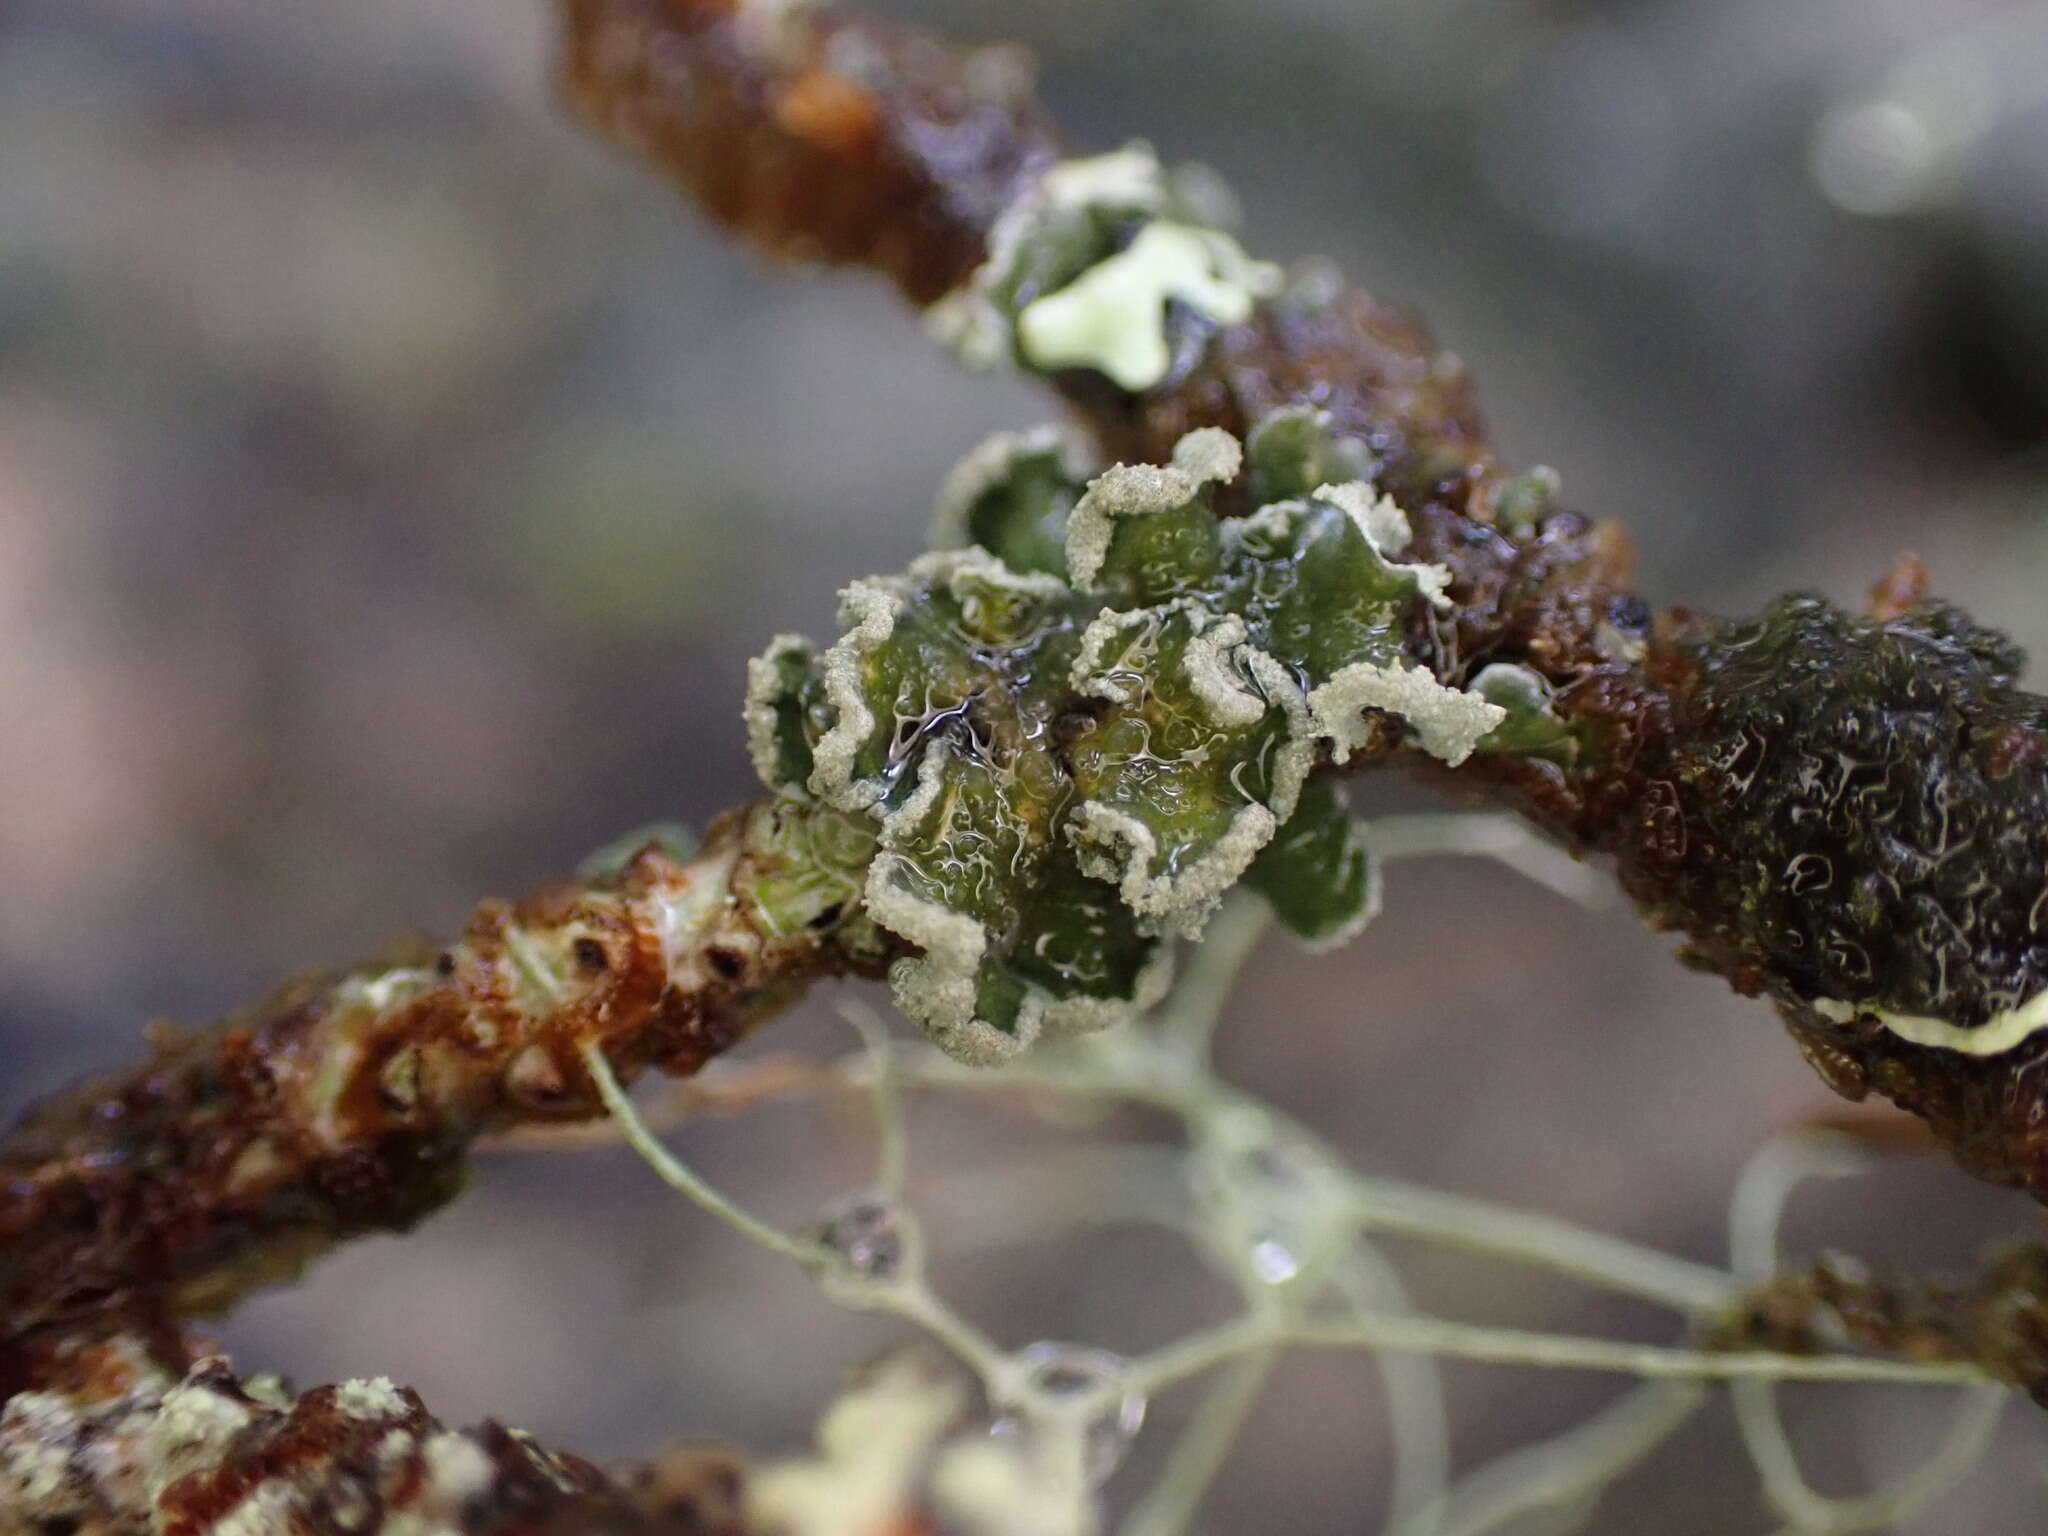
[1675,594,2048,1039]
[746,413,1513,1060]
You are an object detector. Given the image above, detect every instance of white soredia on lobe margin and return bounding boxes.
[732,416,1525,1064]
[1310,661,1506,769]
[1065,427,1241,589]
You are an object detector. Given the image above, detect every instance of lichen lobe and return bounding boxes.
[746,416,1504,1059]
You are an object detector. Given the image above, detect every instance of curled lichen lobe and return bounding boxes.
[746,414,1523,1060]
[1672,594,2048,1033]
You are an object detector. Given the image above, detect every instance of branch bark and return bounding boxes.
[0,1335,755,1534]
[1,799,887,1393]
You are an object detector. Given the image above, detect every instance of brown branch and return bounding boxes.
[7,2,2048,1490]
[0,800,888,1394]
[0,1333,755,1534]
[558,0,1060,307]
[1719,1243,2048,1407]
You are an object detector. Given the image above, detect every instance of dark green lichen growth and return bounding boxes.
[1243,405,1377,508]
[931,426,1096,579]
[1244,775,1379,951]
[1675,594,2048,1035]
[746,415,1514,1060]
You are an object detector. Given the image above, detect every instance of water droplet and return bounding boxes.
[995,1343,1147,1485]
[1239,1134,1329,1195]
[1248,1236,1301,1285]
[815,1192,905,1280]
[1192,1120,1344,1287]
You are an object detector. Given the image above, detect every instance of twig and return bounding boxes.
[0,798,886,1380]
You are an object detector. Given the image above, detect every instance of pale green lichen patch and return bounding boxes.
[1470,661,1579,763]
[745,422,1516,1059]
[1015,224,1273,390]
[1491,466,1563,532]
[929,143,1280,392]
[1037,144,1170,213]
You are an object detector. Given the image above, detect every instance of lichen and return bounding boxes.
[1470,662,1579,763]
[928,143,1280,391]
[1015,223,1273,389]
[1244,775,1381,952]
[1242,406,1377,507]
[1063,428,1240,593]
[929,426,1099,577]
[0,1350,721,1534]
[746,417,1511,1058]
[1812,994,2048,1058]
[1675,594,2048,1039]
[334,1377,408,1422]
[1309,661,1504,768]
[746,635,827,798]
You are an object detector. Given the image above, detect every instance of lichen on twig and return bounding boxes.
[562,0,2048,1206]
[7,0,2048,1528]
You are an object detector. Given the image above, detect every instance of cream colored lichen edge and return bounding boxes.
[1294,790,1386,957]
[739,423,1511,1055]
[1315,480,1454,611]
[864,739,1178,1064]
[1063,426,1242,590]
[810,579,901,815]
[1065,637,1316,939]
[745,635,817,802]
[1309,661,1505,769]
[1812,993,2048,1058]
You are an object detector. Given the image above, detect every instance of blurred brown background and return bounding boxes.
[5,0,2048,1528]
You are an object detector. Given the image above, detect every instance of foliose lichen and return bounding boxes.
[746,412,1512,1060]
[927,144,1282,391]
